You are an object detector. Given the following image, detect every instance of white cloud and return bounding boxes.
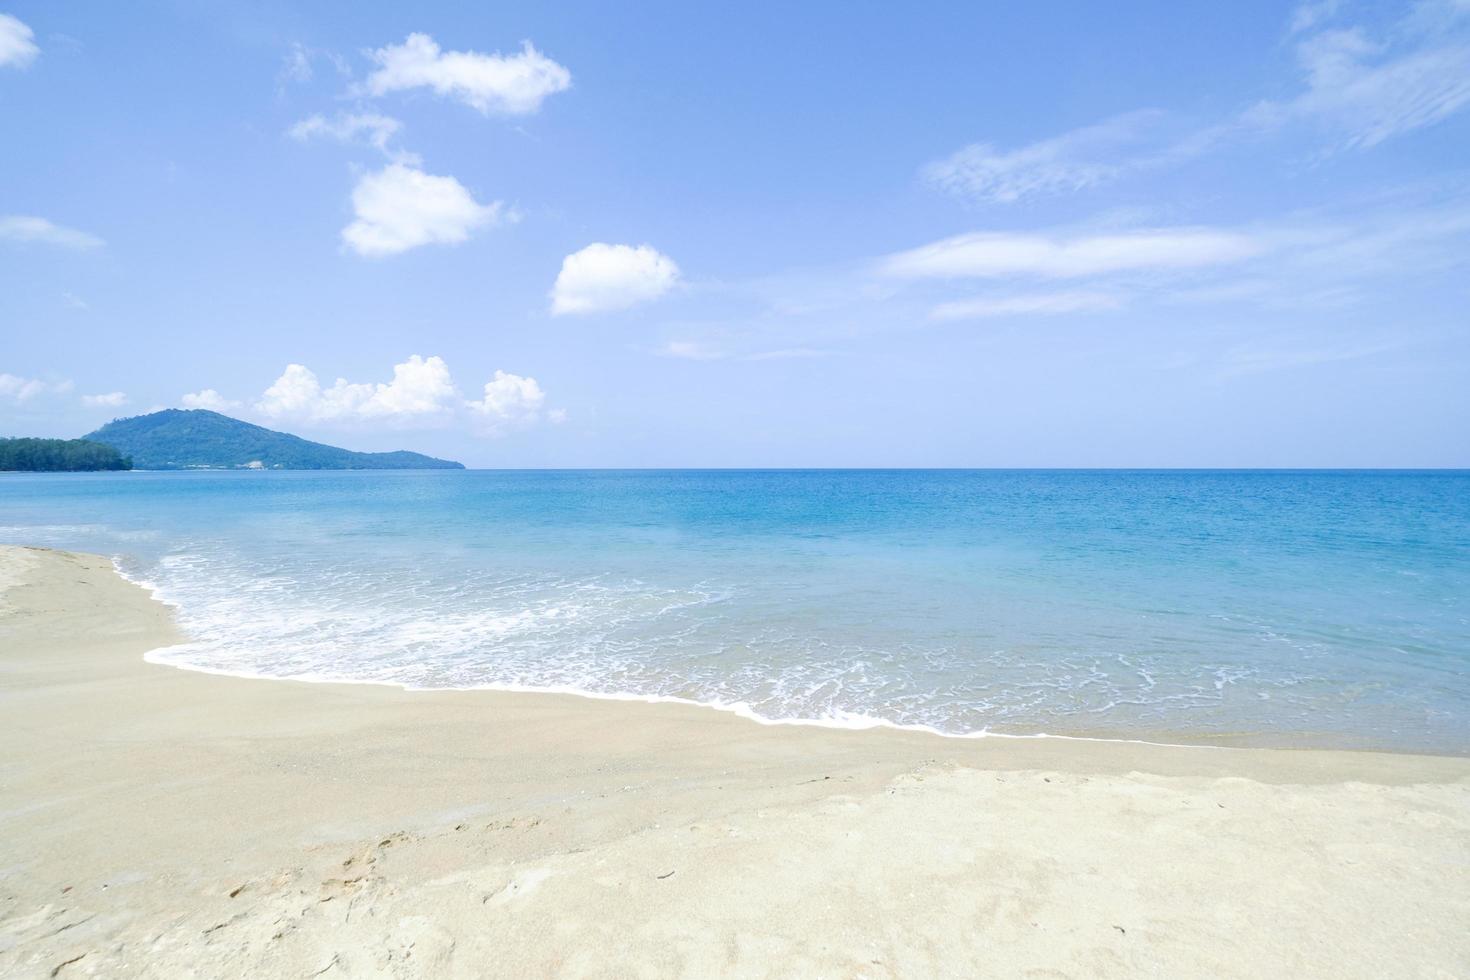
[922,111,1183,205]
[0,14,38,69]
[181,389,240,412]
[289,112,404,153]
[278,43,350,91]
[342,164,504,257]
[81,392,128,408]
[658,340,833,362]
[0,374,73,404]
[1289,0,1341,36]
[257,355,458,422]
[659,340,724,360]
[922,3,1470,204]
[883,227,1264,280]
[363,34,571,115]
[0,373,48,402]
[742,348,831,361]
[254,355,551,434]
[930,291,1123,320]
[1247,13,1470,150]
[551,243,681,315]
[0,215,104,250]
[466,370,546,423]
[281,42,313,84]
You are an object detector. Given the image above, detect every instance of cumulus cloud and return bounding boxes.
[883,227,1264,280]
[466,370,546,423]
[0,13,38,69]
[289,112,405,154]
[81,391,128,408]
[363,34,571,115]
[257,355,458,422]
[0,215,104,250]
[181,389,240,411]
[254,355,551,434]
[551,243,681,315]
[930,291,1123,320]
[342,164,504,257]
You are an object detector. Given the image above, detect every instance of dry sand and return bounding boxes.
[1,544,1467,978]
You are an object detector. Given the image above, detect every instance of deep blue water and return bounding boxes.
[3,469,1468,752]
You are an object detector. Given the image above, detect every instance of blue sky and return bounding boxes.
[2,0,1468,467]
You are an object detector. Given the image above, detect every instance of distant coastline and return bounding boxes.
[0,408,464,471]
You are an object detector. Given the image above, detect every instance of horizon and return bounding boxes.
[4,2,1470,468]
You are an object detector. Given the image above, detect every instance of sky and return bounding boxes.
[2,0,1468,467]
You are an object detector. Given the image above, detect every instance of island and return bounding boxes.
[0,437,134,472]
[81,409,464,470]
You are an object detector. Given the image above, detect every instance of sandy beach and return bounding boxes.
[1,544,1467,978]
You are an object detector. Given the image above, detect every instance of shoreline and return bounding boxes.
[3,544,1469,977]
[113,554,1462,758]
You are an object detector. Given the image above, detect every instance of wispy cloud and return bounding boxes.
[658,340,833,362]
[1217,339,1401,377]
[1289,0,1342,36]
[81,391,128,408]
[922,110,1202,205]
[288,111,412,160]
[930,291,1122,321]
[882,227,1264,280]
[922,1,1470,204]
[1245,7,1470,150]
[0,215,104,250]
[0,374,72,403]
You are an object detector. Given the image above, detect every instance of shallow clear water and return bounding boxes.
[3,469,1467,752]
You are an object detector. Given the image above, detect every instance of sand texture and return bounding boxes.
[1,544,1468,978]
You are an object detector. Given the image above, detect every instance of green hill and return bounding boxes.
[0,437,133,472]
[84,410,464,471]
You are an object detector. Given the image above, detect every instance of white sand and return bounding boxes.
[1,544,1467,978]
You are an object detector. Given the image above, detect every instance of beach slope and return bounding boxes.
[1,545,1467,978]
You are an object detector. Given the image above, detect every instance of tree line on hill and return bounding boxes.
[0,437,133,472]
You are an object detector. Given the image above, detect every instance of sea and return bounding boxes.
[2,469,1467,753]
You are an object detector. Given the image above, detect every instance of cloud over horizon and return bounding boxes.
[180,389,240,411]
[252,355,552,434]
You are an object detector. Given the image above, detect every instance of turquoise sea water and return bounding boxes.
[2,470,1467,752]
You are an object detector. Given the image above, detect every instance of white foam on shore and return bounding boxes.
[137,638,1208,749]
[118,555,1212,749]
